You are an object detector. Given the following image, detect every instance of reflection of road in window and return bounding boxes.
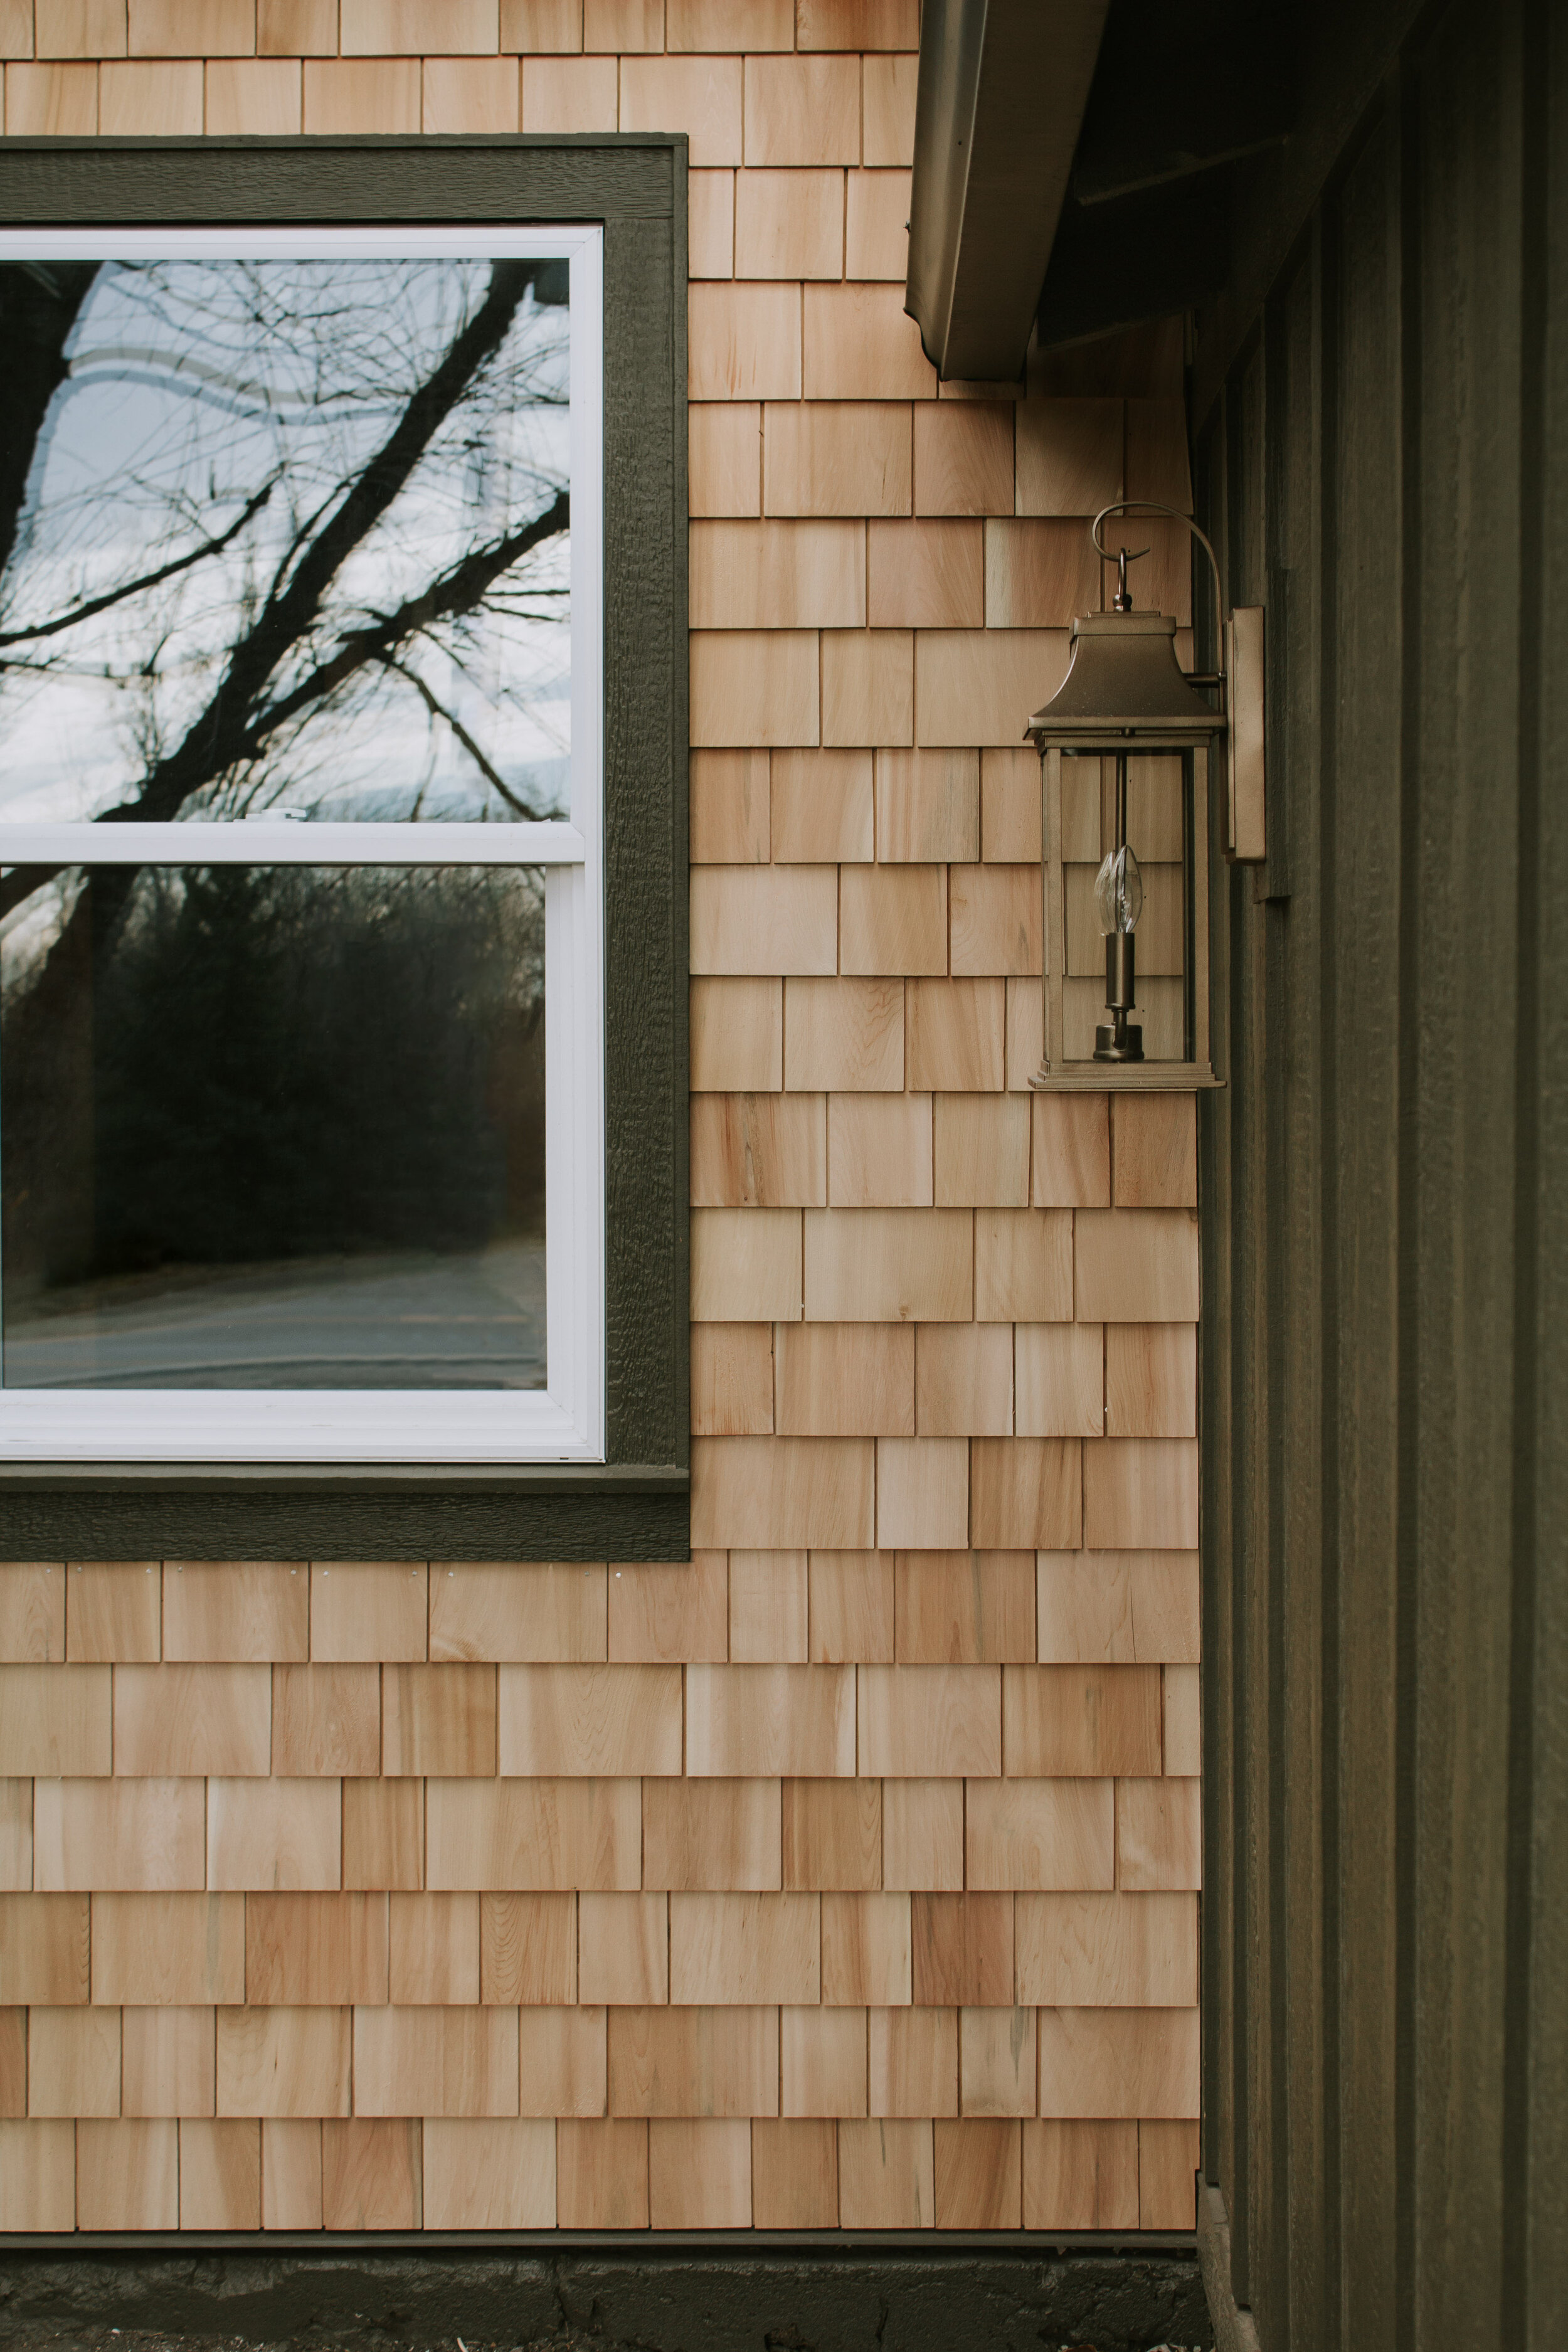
[1,865,548,1392]
[3,1242,548,1391]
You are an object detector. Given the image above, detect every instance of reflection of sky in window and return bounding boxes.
[0,258,571,823]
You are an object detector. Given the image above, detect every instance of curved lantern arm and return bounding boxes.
[1090,499,1227,699]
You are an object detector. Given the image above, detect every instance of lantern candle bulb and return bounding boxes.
[1094,751,1144,1063]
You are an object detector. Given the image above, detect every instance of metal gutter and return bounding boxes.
[904,0,1110,382]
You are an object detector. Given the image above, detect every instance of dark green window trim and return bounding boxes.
[0,136,689,1562]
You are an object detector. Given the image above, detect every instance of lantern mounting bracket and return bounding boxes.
[1091,497,1265,867]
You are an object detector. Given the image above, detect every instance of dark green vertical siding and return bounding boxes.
[1194,0,1567,2342]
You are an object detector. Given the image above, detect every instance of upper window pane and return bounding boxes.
[0,255,571,825]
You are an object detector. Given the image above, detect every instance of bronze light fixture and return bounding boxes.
[1025,499,1266,1089]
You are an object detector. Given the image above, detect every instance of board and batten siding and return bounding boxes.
[0,0,1204,2236]
[1194,0,1568,2340]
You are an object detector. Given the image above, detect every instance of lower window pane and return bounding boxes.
[1,865,546,1390]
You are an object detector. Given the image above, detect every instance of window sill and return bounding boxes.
[0,1460,689,1562]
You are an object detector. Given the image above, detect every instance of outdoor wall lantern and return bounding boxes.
[1026,499,1266,1089]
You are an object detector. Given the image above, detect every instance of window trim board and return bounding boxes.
[0,135,690,1559]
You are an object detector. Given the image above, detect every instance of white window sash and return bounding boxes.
[0,225,607,1465]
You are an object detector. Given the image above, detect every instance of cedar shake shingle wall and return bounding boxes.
[0,0,1202,2234]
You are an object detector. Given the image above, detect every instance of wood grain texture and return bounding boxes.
[1036,1550,1201,1665]
[556,2115,647,2226]
[425,1777,642,1891]
[691,1323,776,1437]
[608,2005,779,2117]
[691,1094,826,1207]
[691,1436,876,1550]
[261,2117,322,2230]
[0,1565,62,1663]
[179,2117,261,2229]
[122,2007,216,2118]
[217,2006,351,2118]
[669,1891,820,2003]
[1015,1891,1197,2006]
[246,1894,388,2006]
[353,2004,520,2117]
[519,2005,606,2116]
[868,2005,957,2116]
[90,1894,242,2006]
[272,1665,380,1777]
[837,2117,933,2225]
[881,1779,965,1891]
[775,1325,914,1438]
[423,2117,555,2228]
[386,1892,480,2007]
[803,1208,972,1323]
[649,2116,754,2225]
[77,2117,178,2228]
[1022,2117,1139,2227]
[808,1552,896,1661]
[0,2116,76,2230]
[783,1777,881,1890]
[162,1562,306,1661]
[782,2005,867,2116]
[857,1664,1000,1777]
[309,1564,428,1663]
[0,1783,29,1896]
[751,2115,839,2226]
[913,1325,1013,1436]
[0,1665,110,1776]
[1015,1323,1106,1439]
[969,1440,1082,1550]
[911,1893,1012,2006]
[383,1665,497,1777]
[644,1777,781,1890]
[771,747,876,862]
[65,1565,159,1664]
[497,1665,682,1777]
[895,1552,1034,1662]
[964,1778,1116,1893]
[728,1548,807,1661]
[1036,2004,1200,2119]
[35,1780,204,1894]
[28,2006,120,2118]
[480,1894,577,2006]
[429,1564,608,1663]
[320,2117,421,2228]
[936,2115,1022,2220]
[579,1892,669,2005]
[820,1890,911,2005]
[1116,1776,1202,1892]
[207,1778,341,1892]
[112,1663,270,1777]
[1002,1665,1163,1777]
[342,1778,425,1892]
[608,1554,728,1663]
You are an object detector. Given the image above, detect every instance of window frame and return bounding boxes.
[0,135,689,1562]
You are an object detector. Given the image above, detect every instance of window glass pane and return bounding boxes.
[1,865,546,1389]
[0,257,570,824]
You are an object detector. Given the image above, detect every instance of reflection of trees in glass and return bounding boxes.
[1,866,546,1306]
[0,256,571,842]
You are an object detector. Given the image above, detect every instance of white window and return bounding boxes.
[0,226,605,1465]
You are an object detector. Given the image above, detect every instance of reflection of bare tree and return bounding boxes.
[0,255,571,895]
[102,261,565,829]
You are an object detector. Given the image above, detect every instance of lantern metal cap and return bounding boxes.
[1026,607,1225,750]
